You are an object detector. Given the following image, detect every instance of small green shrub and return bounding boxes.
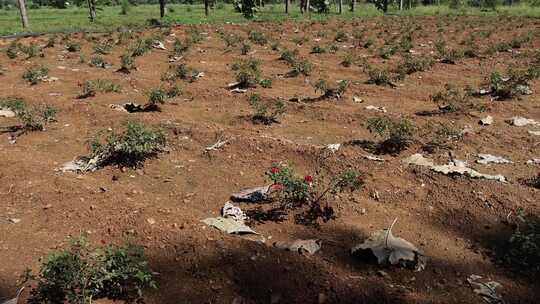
[128,39,152,57]
[279,48,299,64]
[118,54,135,72]
[6,42,19,59]
[89,55,108,68]
[431,84,473,113]
[505,209,539,272]
[232,58,262,88]
[250,94,286,125]
[19,43,41,59]
[423,124,463,153]
[147,86,181,105]
[395,53,434,78]
[366,67,395,87]
[0,97,56,131]
[488,68,533,100]
[288,58,313,77]
[334,31,348,42]
[313,79,349,99]
[367,116,416,154]
[93,40,114,55]
[26,238,156,304]
[241,42,251,55]
[248,31,268,45]
[172,38,191,56]
[435,40,464,64]
[22,65,49,85]
[65,40,81,52]
[90,121,166,167]
[78,79,121,99]
[310,45,327,54]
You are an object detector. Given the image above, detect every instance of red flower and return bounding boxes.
[270,167,280,174]
[304,175,313,183]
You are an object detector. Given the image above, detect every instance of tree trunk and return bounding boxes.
[351,0,356,12]
[400,0,403,10]
[17,0,29,29]
[204,0,209,16]
[338,0,342,14]
[87,0,96,22]
[159,0,166,18]
[285,0,289,13]
[306,0,310,16]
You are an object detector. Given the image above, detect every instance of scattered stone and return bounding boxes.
[365,105,387,113]
[147,218,156,225]
[273,239,322,255]
[477,154,512,165]
[0,109,16,118]
[352,96,364,103]
[230,88,247,94]
[526,159,540,165]
[152,41,166,50]
[326,143,341,153]
[403,154,506,182]
[364,155,385,162]
[528,130,540,136]
[479,116,493,125]
[8,218,21,224]
[231,185,272,202]
[467,275,505,304]
[506,116,539,127]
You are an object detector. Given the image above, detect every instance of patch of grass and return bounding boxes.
[172,37,191,56]
[78,79,121,98]
[90,121,166,167]
[367,115,416,154]
[89,55,108,68]
[334,30,348,42]
[26,238,157,304]
[162,63,200,83]
[22,65,49,85]
[6,42,19,59]
[128,38,153,57]
[19,43,41,59]
[118,53,135,73]
[240,42,251,55]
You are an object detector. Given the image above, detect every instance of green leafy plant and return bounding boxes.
[232,58,262,88]
[248,31,268,45]
[334,30,348,42]
[163,63,200,83]
[279,48,299,65]
[90,121,166,167]
[117,54,135,73]
[22,65,49,85]
[249,94,286,125]
[395,53,434,78]
[128,38,152,57]
[505,209,540,273]
[241,43,251,55]
[310,45,327,54]
[431,84,473,113]
[172,38,191,56]
[435,40,464,64]
[89,55,109,68]
[253,165,364,226]
[78,79,121,99]
[93,40,114,55]
[19,43,41,59]
[367,116,416,154]
[488,68,533,100]
[0,97,56,132]
[26,238,157,304]
[65,40,81,52]
[6,42,19,59]
[366,66,395,87]
[313,79,349,99]
[423,124,463,153]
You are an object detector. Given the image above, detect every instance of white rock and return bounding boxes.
[506,116,539,127]
[479,116,493,125]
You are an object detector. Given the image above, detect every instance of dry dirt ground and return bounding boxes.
[0,16,539,304]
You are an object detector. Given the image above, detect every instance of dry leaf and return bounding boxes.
[202,217,257,234]
[467,275,505,304]
[351,219,426,270]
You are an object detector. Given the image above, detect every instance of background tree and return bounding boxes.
[159,0,166,18]
[17,0,29,29]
